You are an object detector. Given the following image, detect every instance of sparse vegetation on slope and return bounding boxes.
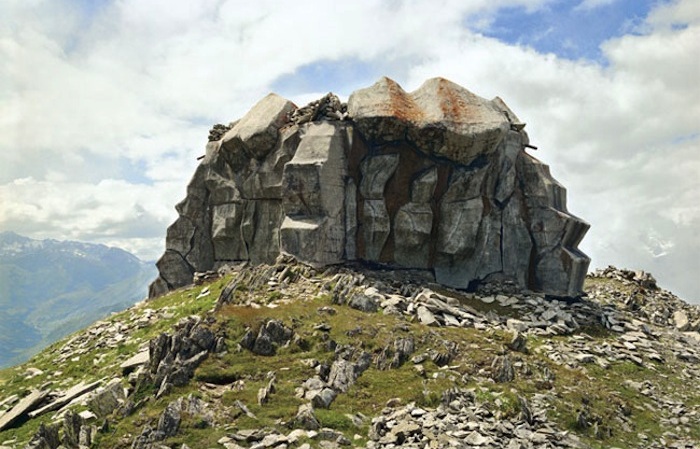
[0,263,698,449]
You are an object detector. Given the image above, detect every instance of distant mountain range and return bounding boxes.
[0,231,157,368]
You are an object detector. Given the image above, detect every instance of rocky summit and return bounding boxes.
[149,77,589,299]
[8,78,698,449]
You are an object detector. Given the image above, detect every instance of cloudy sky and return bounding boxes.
[1,0,698,302]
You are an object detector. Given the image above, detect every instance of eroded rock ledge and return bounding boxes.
[149,77,589,298]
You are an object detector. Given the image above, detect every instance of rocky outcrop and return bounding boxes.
[144,316,216,396]
[131,395,213,449]
[23,411,96,449]
[239,320,293,356]
[150,77,589,298]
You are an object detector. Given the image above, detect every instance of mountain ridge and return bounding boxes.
[0,232,157,368]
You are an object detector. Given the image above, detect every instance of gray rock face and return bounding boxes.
[131,395,212,449]
[151,77,589,298]
[144,316,216,394]
[88,379,125,418]
[240,320,293,356]
[280,122,348,267]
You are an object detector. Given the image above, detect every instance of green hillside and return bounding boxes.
[0,262,698,449]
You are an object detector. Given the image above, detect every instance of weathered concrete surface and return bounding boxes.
[150,77,589,298]
[348,77,512,166]
[280,122,348,267]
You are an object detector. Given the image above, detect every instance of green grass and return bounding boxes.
[0,277,227,446]
[1,271,698,449]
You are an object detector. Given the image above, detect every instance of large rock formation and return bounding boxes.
[149,77,589,298]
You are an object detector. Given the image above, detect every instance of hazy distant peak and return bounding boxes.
[0,232,146,265]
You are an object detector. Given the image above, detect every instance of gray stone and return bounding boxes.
[293,404,320,430]
[362,200,391,262]
[23,422,60,449]
[156,399,181,438]
[243,200,284,265]
[120,350,150,374]
[394,204,433,269]
[417,306,438,326]
[87,379,125,418]
[508,331,527,353]
[673,310,690,331]
[359,154,399,200]
[0,390,48,432]
[221,93,295,160]
[241,320,294,356]
[151,77,589,299]
[146,317,215,393]
[491,355,515,383]
[281,122,348,267]
[348,293,379,313]
[62,410,83,448]
[434,196,484,289]
[327,352,371,393]
[393,168,436,269]
[211,202,249,261]
[310,388,337,409]
[464,431,489,446]
[154,250,193,292]
[358,154,399,262]
[345,178,358,260]
[28,380,101,418]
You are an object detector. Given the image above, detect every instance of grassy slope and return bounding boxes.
[0,273,697,448]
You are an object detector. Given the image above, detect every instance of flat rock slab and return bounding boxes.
[120,350,150,373]
[0,389,48,431]
[28,380,101,418]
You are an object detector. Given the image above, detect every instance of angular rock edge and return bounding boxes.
[149,76,589,298]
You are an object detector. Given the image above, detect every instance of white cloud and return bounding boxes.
[646,0,700,28]
[574,0,619,12]
[1,0,698,301]
[0,176,181,259]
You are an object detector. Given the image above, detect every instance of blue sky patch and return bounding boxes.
[118,157,153,186]
[477,0,659,62]
[271,58,396,99]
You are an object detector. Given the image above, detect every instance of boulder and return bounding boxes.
[327,351,372,393]
[348,293,379,313]
[146,316,216,392]
[240,320,294,356]
[349,77,511,166]
[673,310,691,331]
[310,388,337,409]
[23,422,60,449]
[221,93,296,160]
[87,379,125,418]
[394,168,437,268]
[293,403,321,430]
[28,380,101,418]
[151,77,589,298]
[0,389,48,432]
